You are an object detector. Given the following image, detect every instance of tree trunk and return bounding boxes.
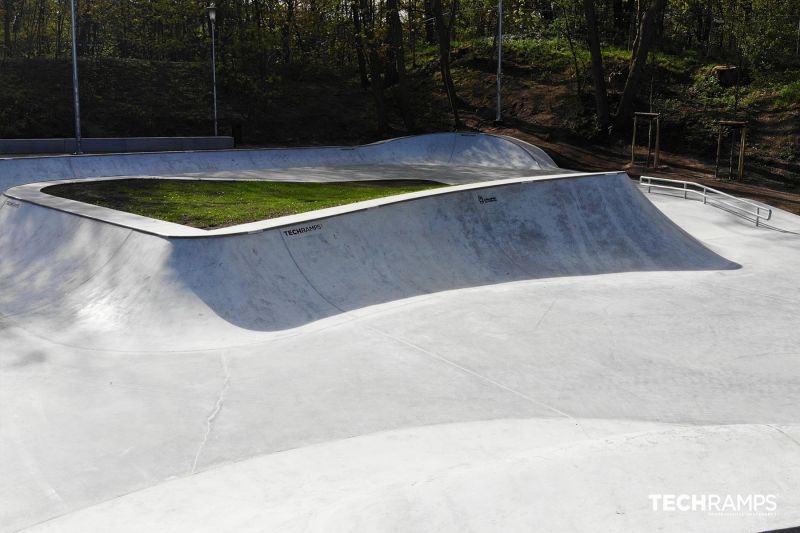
[582,0,610,131]
[614,0,667,132]
[432,0,460,128]
[423,0,436,44]
[561,3,582,96]
[612,0,625,43]
[351,0,369,90]
[703,0,713,51]
[385,47,398,86]
[387,0,414,131]
[359,0,388,133]
[282,0,294,64]
[3,0,13,56]
[55,0,65,58]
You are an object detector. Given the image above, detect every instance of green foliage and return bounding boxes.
[738,0,800,70]
[0,57,378,142]
[777,81,800,106]
[2,0,798,75]
[777,138,798,162]
[689,72,735,109]
[0,58,212,138]
[652,52,698,77]
[503,37,580,72]
[601,46,631,63]
[1,0,797,173]
[44,179,444,229]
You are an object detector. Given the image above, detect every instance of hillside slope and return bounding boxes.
[1,41,797,192]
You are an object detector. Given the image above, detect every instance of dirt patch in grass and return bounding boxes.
[45,179,445,229]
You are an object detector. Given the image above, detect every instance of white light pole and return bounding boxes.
[207,3,219,136]
[495,0,503,123]
[69,0,82,153]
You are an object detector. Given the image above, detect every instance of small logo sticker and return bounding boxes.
[282,223,323,238]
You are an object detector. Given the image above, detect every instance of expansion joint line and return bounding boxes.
[374,327,591,439]
[277,225,590,439]
[191,353,230,474]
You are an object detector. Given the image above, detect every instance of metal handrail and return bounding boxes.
[639,176,772,227]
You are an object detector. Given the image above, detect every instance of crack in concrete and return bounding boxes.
[533,298,557,330]
[766,424,800,450]
[191,353,230,474]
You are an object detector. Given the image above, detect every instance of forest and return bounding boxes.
[1,0,799,180]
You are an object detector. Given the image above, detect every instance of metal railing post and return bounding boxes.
[639,176,771,226]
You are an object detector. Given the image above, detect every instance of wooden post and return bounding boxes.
[715,120,748,180]
[714,125,723,179]
[632,112,661,168]
[654,115,661,168]
[738,126,747,179]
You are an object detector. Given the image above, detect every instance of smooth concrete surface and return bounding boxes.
[0,172,737,346]
[0,133,559,194]
[1,135,800,532]
[4,172,615,238]
[0,136,234,156]
[25,422,800,533]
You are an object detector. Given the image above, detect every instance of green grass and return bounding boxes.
[777,80,800,106]
[45,179,445,229]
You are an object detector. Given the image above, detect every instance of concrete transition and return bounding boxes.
[0,133,798,532]
[0,132,557,193]
[0,136,234,156]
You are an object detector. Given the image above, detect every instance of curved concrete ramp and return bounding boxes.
[24,421,800,533]
[0,172,736,348]
[0,133,558,194]
[275,173,736,314]
[3,134,798,533]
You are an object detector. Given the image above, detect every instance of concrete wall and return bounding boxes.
[0,136,234,155]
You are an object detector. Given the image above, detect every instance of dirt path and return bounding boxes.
[483,124,800,215]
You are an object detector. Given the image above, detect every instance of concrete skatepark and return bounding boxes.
[1,132,799,532]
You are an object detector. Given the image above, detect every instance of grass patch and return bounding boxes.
[777,80,800,107]
[45,179,445,229]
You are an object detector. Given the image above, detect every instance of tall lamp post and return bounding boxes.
[495,0,503,124]
[69,0,82,153]
[207,3,219,136]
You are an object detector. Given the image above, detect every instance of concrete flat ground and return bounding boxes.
[1,134,799,532]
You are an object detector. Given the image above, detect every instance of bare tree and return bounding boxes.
[431,0,460,128]
[387,0,414,131]
[614,0,667,132]
[423,0,435,44]
[3,0,13,56]
[359,0,388,132]
[282,0,294,64]
[350,0,369,90]
[582,0,611,131]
